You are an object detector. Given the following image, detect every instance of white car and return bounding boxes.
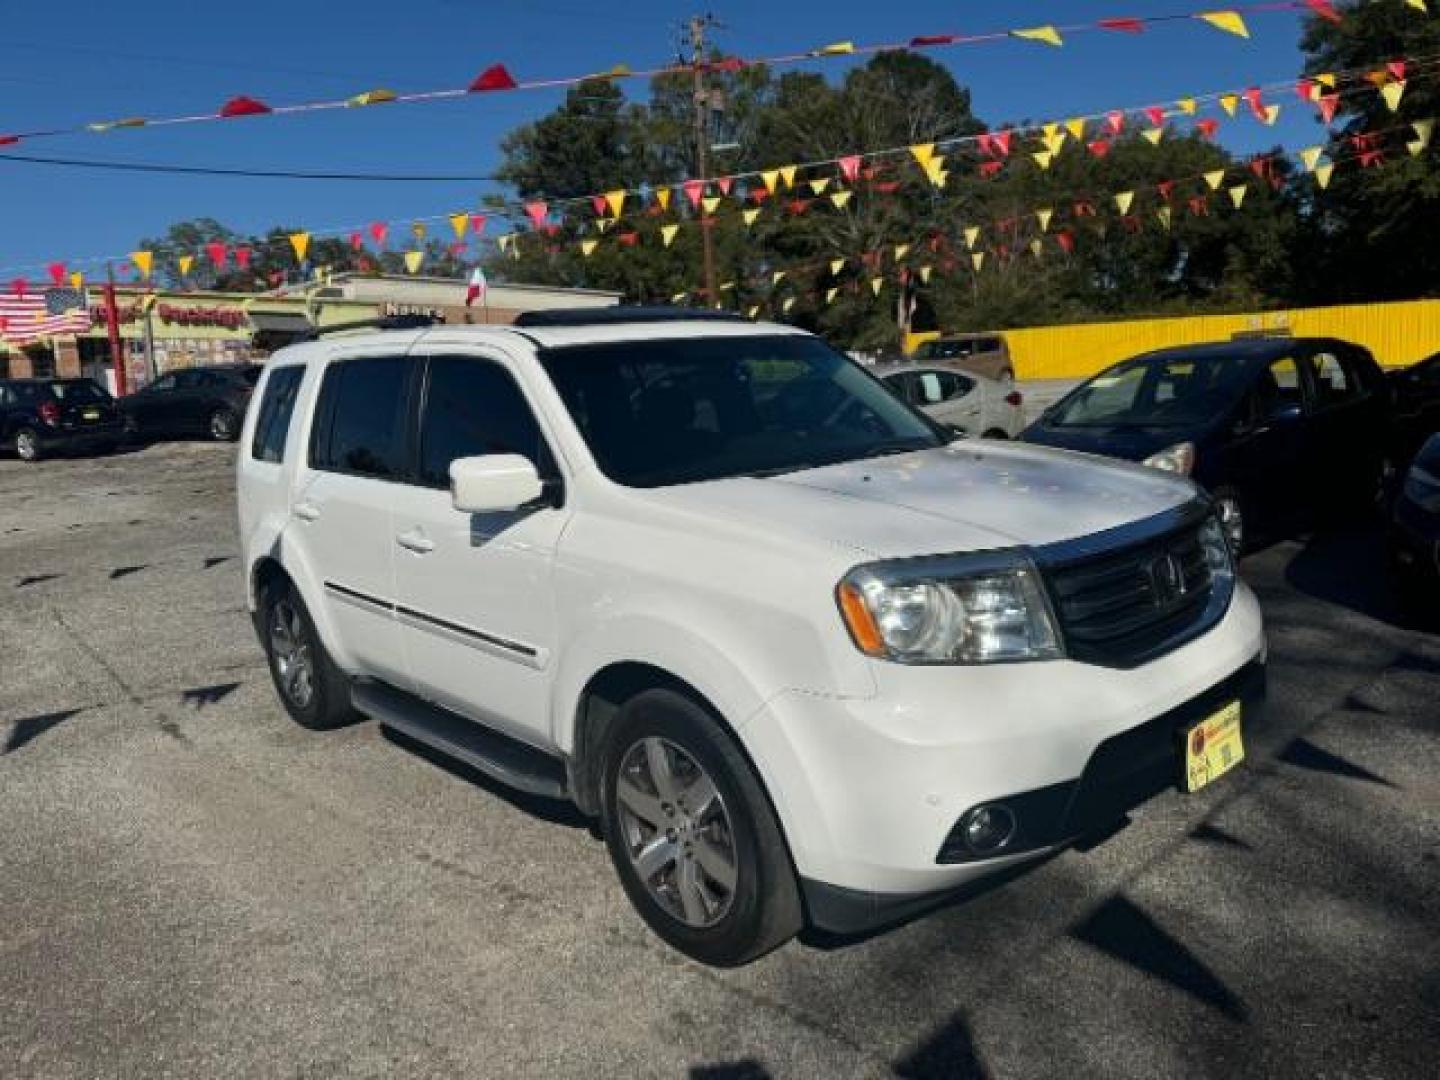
[876,363,1024,437]
[237,310,1266,966]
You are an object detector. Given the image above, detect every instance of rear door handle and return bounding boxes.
[292,501,321,522]
[396,529,435,554]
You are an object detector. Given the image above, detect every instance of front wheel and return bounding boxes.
[259,581,354,730]
[209,408,240,442]
[13,427,42,462]
[600,689,802,967]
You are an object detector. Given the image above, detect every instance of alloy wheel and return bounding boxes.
[268,600,315,709]
[615,736,738,928]
[210,411,235,441]
[15,430,37,461]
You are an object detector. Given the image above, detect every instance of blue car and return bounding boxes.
[1021,338,1390,552]
[1390,431,1440,610]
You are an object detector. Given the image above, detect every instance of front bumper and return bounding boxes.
[740,580,1267,930]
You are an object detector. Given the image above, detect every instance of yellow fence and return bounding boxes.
[908,298,1440,380]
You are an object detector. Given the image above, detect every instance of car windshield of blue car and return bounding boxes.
[1047,353,1247,428]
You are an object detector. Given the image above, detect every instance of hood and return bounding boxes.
[1020,421,1199,462]
[643,441,1198,561]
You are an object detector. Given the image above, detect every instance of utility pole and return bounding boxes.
[103,261,128,397]
[690,14,719,306]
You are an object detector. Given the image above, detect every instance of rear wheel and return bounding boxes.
[209,408,239,442]
[600,688,801,967]
[259,581,353,730]
[13,427,41,462]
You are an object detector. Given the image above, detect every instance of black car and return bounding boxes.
[1387,349,1440,472]
[1389,431,1440,610]
[122,364,262,443]
[1021,338,1390,552]
[1,377,125,462]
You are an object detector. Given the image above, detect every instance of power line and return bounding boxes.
[0,151,502,182]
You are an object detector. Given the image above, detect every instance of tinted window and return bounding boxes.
[1048,352,1249,428]
[1307,351,1360,408]
[541,335,939,488]
[418,357,546,489]
[915,371,972,404]
[251,366,305,464]
[311,356,411,479]
[881,372,915,403]
[149,374,178,393]
[47,380,108,403]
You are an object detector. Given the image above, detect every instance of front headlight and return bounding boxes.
[1143,441,1195,476]
[837,551,1062,664]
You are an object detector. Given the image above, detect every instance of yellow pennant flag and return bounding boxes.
[869,277,884,296]
[404,250,424,274]
[496,233,514,252]
[830,258,847,275]
[825,287,839,304]
[177,255,194,276]
[1065,117,1087,140]
[1407,138,1427,157]
[1114,191,1135,215]
[1036,208,1053,232]
[830,190,853,210]
[131,250,154,278]
[287,233,309,262]
[1197,11,1250,39]
[1157,206,1173,231]
[596,219,613,234]
[1381,81,1406,112]
[909,143,935,169]
[1011,25,1063,47]
[1204,169,1226,191]
[348,88,397,107]
[656,188,672,211]
[772,270,787,286]
[1412,119,1434,148]
[1177,97,1198,116]
[924,160,948,188]
[919,265,932,284]
[449,213,469,239]
[816,40,855,56]
[1032,150,1053,171]
[1261,104,1281,126]
[761,170,780,194]
[581,239,599,257]
[702,196,721,214]
[809,177,831,195]
[964,226,981,249]
[971,252,985,273]
[779,165,798,189]
[1142,127,1164,145]
[782,297,796,313]
[1220,94,1240,117]
[894,243,911,261]
[742,208,761,227]
[1229,184,1248,209]
[70,271,84,289]
[1315,73,1337,90]
[605,189,627,217]
[661,224,679,247]
[1314,163,1335,189]
[1030,239,1044,258]
[1406,0,1427,10]
[1299,145,1324,172]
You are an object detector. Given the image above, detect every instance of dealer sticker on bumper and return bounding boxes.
[1182,701,1244,794]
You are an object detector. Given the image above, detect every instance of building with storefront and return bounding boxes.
[1,275,621,391]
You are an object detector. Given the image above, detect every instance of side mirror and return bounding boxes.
[450,454,545,514]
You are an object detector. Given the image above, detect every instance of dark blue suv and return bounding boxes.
[1021,338,1390,552]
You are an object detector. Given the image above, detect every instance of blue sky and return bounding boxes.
[0,0,1331,277]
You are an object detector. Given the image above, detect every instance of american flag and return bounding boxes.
[0,287,93,346]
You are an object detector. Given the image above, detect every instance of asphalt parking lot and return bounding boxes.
[2,440,1437,1079]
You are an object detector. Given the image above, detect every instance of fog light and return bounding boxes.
[960,804,1017,854]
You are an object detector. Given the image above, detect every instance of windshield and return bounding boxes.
[540,334,943,488]
[1047,352,1248,428]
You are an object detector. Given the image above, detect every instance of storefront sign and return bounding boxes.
[89,302,248,330]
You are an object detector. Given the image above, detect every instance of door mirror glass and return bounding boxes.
[450,454,544,514]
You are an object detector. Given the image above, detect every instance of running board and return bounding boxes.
[351,681,569,800]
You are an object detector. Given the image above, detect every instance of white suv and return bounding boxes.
[238,310,1266,966]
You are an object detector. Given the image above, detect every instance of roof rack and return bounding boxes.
[295,314,442,342]
[512,306,749,329]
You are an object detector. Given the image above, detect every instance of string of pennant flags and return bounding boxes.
[6,48,1433,290]
[0,0,1429,150]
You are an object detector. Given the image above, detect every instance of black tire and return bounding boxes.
[259,580,354,730]
[1211,484,1248,555]
[599,688,802,966]
[13,426,42,462]
[209,408,240,442]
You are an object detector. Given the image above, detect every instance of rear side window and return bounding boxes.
[418,356,546,488]
[250,367,306,464]
[916,371,972,404]
[310,356,412,479]
[1307,351,1360,409]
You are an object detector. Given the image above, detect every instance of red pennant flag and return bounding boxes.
[350,232,365,252]
[1249,158,1270,182]
[1318,93,1340,123]
[448,241,466,256]
[1145,106,1166,127]
[47,262,66,286]
[1105,110,1125,135]
[1056,231,1075,254]
[750,187,770,204]
[1243,87,1265,120]
[0,135,19,146]
[1196,118,1220,139]
[1296,78,1315,102]
[717,177,733,196]
[470,214,488,235]
[591,195,607,216]
[1387,60,1406,82]
[786,198,811,216]
[976,132,994,157]
[235,247,252,269]
[617,232,639,247]
[992,130,1013,157]
[1188,196,1210,216]
[368,222,388,246]
[524,201,548,228]
[542,223,561,237]
[1304,0,1341,23]
[1360,149,1384,168]
[1098,17,1145,33]
[977,162,1004,178]
[683,179,704,207]
[1074,201,1097,217]
[206,241,228,267]
[910,34,957,47]
[11,278,29,297]
[1087,140,1111,158]
[1157,180,1176,201]
[838,155,861,182]
[219,95,272,118]
[469,64,518,92]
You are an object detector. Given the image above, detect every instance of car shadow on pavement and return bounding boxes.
[1280,523,1411,630]
[380,726,595,831]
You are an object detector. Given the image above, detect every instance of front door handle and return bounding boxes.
[292,501,321,522]
[396,529,435,554]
